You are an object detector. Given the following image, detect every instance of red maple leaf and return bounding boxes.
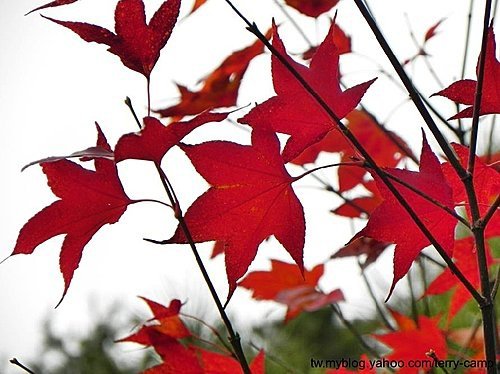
[302,22,351,60]
[331,179,383,218]
[433,26,500,119]
[155,32,270,120]
[240,23,375,163]
[292,110,411,192]
[239,260,344,321]
[331,237,390,269]
[442,143,500,238]
[26,0,78,15]
[11,124,133,304]
[114,112,229,164]
[425,237,496,323]
[118,298,191,346]
[373,310,447,374]
[350,133,456,299]
[43,0,181,78]
[198,349,265,374]
[284,0,339,17]
[165,127,305,299]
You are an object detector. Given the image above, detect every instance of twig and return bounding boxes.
[9,358,36,374]
[358,260,395,330]
[330,304,380,358]
[271,0,313,47]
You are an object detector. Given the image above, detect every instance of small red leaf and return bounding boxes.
[240,260,344,321]
[373,311,447,374]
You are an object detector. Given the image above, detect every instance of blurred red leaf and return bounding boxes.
[373,310,447,374]
[332,237,390,269]
[332,180,383,218]
[156,31,270,120]
[284,0,339,17]
[302,22,351,60]
[240,260,344,321]
[44,0,181,78]
[425,237,496,323]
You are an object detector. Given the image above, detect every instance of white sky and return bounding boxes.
[0,0,494,372]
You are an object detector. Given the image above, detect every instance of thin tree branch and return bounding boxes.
[9,359,36,374]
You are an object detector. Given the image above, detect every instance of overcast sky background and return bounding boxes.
[0,0,495,372]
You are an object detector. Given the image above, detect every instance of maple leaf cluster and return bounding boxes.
[118,297,265,373]
[10,0,500,372]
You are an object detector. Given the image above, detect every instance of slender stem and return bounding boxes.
[146,78,151,117]
[363,107,420,165]
[9,359,36,374]
[457,317,482,359]
[358,260,395,330]
[181,313,233,353]
[468,2,492,174]
[249,342,301,374]
[427,351,450,374]
[482,195,500,227]
[417,258,431,316]
[223,0,482,305]
[294,162,361,181]
[154,166,251,373]
[272,0,313,47]
[407,272,420,328]
[330,303,380,358]
[491,266,500,299]
[486,116,496,162]
[381,169,471,228]
[352,0,466,178]
[457,0,475,143]
[132,198,173,210]
[299,165,370,216]
[125,97,251,373]
[461,0,474,81]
